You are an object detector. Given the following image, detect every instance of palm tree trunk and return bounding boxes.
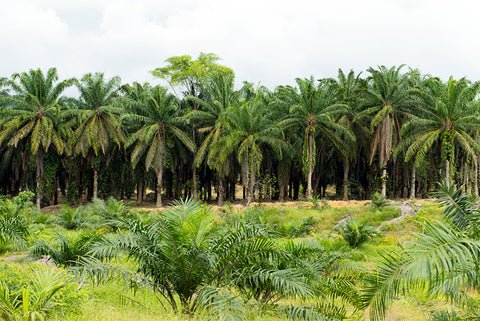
[381,167,387,197]
[93,166,98,199]
[446,158,450,182]
[410,166,416,199]
[247,160,255,205]
[36,151,44,210]
[137,172,144,205]
[156,165,163,207]
[192,167,198,200]
[343,159,349,201]
[307,131,314,198]
[157,139,165,207]
[192,93,199,200]
[242,153,248,200]
[475,154,479,197]
[278,160,288,202]
[218,178,225,206]
[464,160,469,193]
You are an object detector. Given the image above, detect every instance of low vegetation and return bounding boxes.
[0,185,476,320]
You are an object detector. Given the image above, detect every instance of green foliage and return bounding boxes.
[0,265,87,320]
[48,204,94,230]
[429,297,480,321]
[0,194,32,249]
[281,216,318,237]
[79,199,359,320]
[332,218,380,247]
[86,197,132,229]
[398,77,480,176]
[431,180,479,234]
[73,73,124,158]
[12,191,35,207]
[308,194,321,209]
[363,182,480,321]
[370,192,389,209]
[30,231,101,267]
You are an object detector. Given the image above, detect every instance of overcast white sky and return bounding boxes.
[1,0,479,90]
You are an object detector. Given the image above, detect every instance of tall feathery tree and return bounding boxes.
[363,65,414,197]
[185,72,240,205]
[73,73,125,199]
[152,53,233,200]
[334,69,366,200]
[279,77,352,198]
[468,100,480,196]
[209,85,291,205]
[119,82,150,204]
[123,85,195,207]
[398,77,480,183]
[0,68,73,209]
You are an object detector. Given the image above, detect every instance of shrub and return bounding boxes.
[48,204,95,230]
[307,195,322,209]
[0,264,88,319]
[370,192,389,209]
[282,216,318,237]
[0,193,32,249]
[30,231,101,267]
[332,218,380,247]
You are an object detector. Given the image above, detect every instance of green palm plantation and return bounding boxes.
[210,87,291,204]
[398,77,480,182]
[73,73,125,199]
[363,65,414,196]
[186,73,240,205]
[280,77,352,198]
[122,85,195,207]
[3,59,480,213]
[0,68,73,208]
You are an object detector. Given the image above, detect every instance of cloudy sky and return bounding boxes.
[1,0,478,90]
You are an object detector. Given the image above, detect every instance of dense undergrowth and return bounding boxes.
[0,187,477,321]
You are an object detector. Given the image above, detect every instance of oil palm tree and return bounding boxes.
[83,198,361,320]
[334,69,366,200]
[363,65,414,196]
[279,77,352,198]
[73,73,125,199]
[185,73,240,205]
[0,268,69,321]
[209,87,291,204]
[30,231,101,267]
[397,77,480,183]
[0,68,73,208]
[122,85,195,207]
[0,193,31,248]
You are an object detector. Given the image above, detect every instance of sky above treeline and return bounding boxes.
[2,0,478,90]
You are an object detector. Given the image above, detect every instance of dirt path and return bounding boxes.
[377,201,423,230]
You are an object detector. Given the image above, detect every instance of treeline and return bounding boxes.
[1,53,478,209]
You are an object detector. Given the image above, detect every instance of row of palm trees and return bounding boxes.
[1,59,480,208]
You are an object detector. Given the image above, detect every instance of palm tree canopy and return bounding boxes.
[185,72,240,169]
[398,77,480,166]
[0,68,73,155]
[362,65,415,165]
[279,77,353,174]
[209,90,291,167]
[123,85,195,173]
[74,72,125,157]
